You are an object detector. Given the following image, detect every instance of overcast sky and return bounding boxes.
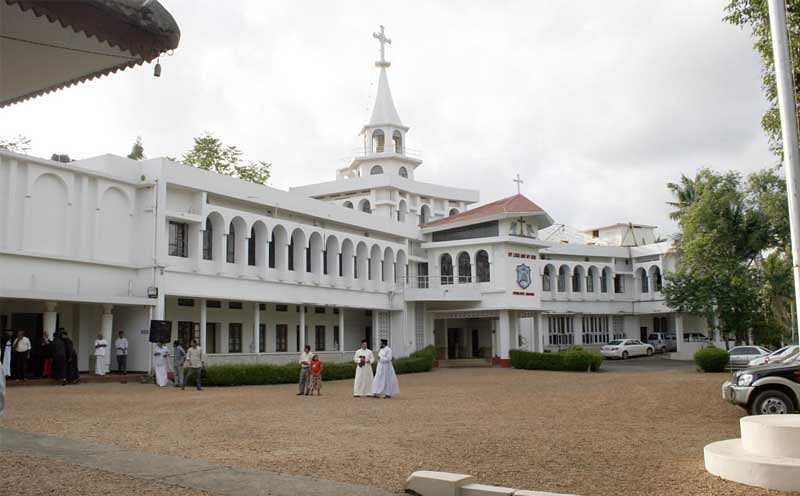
[0,0,775,235]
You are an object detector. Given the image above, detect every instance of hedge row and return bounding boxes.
[509,347,604,372]
[200,345,437,387]
[694,346,730,373]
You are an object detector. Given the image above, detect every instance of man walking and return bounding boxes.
[297,344,312,395]
[12,330,30,381]
[181,339,204,391]
[173,340,186,387]
[114,331,129,383]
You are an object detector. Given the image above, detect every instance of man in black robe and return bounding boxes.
[62,331,80,384]
[50,330,67,385]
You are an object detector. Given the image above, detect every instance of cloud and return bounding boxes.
[0,0,773,237]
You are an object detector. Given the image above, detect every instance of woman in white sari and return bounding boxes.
[153,342,170,387]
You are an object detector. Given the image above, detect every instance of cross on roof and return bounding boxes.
[373,25,391,67]
[514,173,524,194]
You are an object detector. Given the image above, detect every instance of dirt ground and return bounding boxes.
[1,367,796,496]
[0,451,209,496]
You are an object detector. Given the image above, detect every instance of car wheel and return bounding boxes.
[646,347,654,357]
[621,351,629,359]
[750,389,795,415]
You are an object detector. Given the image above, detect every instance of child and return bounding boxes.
[307,354,323,396]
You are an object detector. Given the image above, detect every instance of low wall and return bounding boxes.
[206,351,355,366]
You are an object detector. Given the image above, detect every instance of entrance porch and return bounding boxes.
[433,317,494,360]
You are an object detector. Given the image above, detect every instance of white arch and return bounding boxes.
[341,238,355,282]
[395,249,408,283]
[325,235,340,282]
[572,265,585,293]
[601,266,613,294]
[370,165,384,175]
[251,220,268,272]
[419,204,431,225]
[29,173,69,255]
[358,199,372,214]
[649,265,663,292]
[397,199,408,222]
[449,208,460,217]
[586,265,599,293]
[457,251,472,283]
[290,228,306,281]
[382,246,395,285]
[542,263,556,292]
[228,216,248,269]
[97,186,132,263]
[557,264,570,292]
[370,244,382,288]
[637,267,649,294]
[308,231,324,282]
[355,241,369,285]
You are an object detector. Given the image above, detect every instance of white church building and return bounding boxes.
[0,29,708,373]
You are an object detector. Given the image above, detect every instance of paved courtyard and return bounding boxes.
[0,367,791,496]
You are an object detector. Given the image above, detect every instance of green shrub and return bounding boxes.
[200,347,436,387]
[510,348,603,372]
[694,346,730,373]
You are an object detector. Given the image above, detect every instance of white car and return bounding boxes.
[728,345,772,368]
[748,345,799,367]
[601,339,654,359]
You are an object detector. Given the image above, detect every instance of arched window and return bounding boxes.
[359,199,372,213]
[653,267,663,292]
[601,268,610,293]
[397,200,407,222]
[440,254,453,285]
[226,223,236,263]
[542,266,551,291]
[639,268,649,293]
[268,231,275,268]
[586,267,595,292]
[572,267,582,292]
[419,204,431,225]
[203,218,213,260]
[372,130,385,153]
[476,250,490,282]
[370,165,384,175]
[393,131,402,153]
[449,208,459,216]
[558,266,568,292]
[398,166,408,178]
[248,227,256,266]
[343,201,354,209]
[457,252,472,283]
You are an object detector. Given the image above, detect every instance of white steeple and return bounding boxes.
[368,66,403,128]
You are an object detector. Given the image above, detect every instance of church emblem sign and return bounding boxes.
[516,264,532,289]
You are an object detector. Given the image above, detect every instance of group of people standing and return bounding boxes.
[1,328,80,385]
[151,339,205,390]
[297,338,400,398]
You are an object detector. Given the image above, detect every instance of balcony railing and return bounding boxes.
[351,146,422,159]
[400,275,480,290]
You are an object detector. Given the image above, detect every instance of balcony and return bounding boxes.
[400,276,482,302]
[351,146,422,160]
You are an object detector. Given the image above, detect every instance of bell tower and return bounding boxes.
[363,25,407,156]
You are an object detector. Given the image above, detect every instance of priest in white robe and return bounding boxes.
[94,334,108,376]
[353,339,374,397]
[371,339,400,398]
[153,342,170,387]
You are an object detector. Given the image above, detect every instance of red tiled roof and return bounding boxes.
[422,194,547,228]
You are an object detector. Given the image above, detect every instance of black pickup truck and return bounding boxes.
[722,359,800,415]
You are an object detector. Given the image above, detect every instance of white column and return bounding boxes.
[674,313,684,354]
[101,304,114,373]
[338,309,345,352]
[43,301,58,340]
[497,310,511,360]
[253,303,261,354]
[191,223,203,272]
[299,304,306,351]
[536,312,546,352]
[199,299,207,351]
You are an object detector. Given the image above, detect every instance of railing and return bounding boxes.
[400,275,481,290]
[350,147,422,159]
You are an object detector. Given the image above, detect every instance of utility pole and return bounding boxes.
[768,0,800,346]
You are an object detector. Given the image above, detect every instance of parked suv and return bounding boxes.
[647,333,676,353]
[722,359,800,415]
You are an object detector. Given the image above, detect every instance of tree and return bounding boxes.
[663,169,774,344]
[181,132,270,185]
[0,134,32,153]
[127,136,145,160]
[724,0,800,158]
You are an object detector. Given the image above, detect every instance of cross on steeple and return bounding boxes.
[514,174,524,194]
[373,25,391,67]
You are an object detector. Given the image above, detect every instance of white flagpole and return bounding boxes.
[768,0,800,346]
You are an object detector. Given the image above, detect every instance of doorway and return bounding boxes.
[471,329,479,358]
[447,328,461,359]
[640,326,648,342]
[12,313,44,378]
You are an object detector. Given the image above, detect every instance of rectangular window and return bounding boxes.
[206,323,217,353]
[333,307,340,314]
[177,321,194,346]
[614,274,625,293]
[548,315,574,347]
[207,300,221,308]
[315,307,325,314]
[259,303,266,311]
[168,221,188,257]
[259,324,266,353]
[315,325,326,351]
[228,301,243,310]
[275,324,288,352]
[581,315,609,345]
[431,220,499,242]
[177,298,194,307]
[276,304,288,312]
[333,325,340,350]
[612,316,625,340]
[228,323,242,353]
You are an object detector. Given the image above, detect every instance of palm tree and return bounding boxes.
[667,174,697,221]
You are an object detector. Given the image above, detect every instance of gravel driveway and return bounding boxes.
[0,367,786,496]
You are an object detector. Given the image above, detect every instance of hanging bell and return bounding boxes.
[154,59,162,77]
